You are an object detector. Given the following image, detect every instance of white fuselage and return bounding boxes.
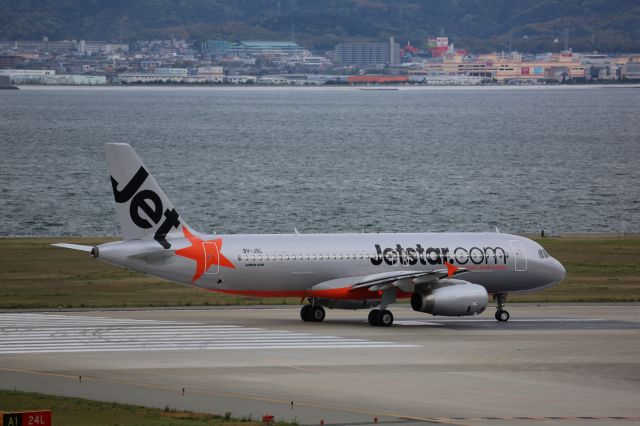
[98,231,565,300]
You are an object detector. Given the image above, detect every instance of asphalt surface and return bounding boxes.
[1,304,639,425]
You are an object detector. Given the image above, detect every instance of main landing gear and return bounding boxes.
[368,288,396,327]
[494,293,510,322]
[300,302,325,322]
[368,309,394,327]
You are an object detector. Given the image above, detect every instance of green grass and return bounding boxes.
[510,235,640,302]
[0,237,299,309]
[0,389,295,425]
[0,235,639,308]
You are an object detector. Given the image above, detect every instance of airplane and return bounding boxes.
[54,143,566,327]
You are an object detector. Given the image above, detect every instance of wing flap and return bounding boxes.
[308,267,469,294]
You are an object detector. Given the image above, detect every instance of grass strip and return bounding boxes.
[0,389,295,426]
[0,235,638,308]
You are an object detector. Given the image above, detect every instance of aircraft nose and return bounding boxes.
[550,258,566,284]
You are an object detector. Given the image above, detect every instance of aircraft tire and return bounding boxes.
[300,305,312,322]
[368,309,380,326]
[495,309,510,322]
[379,310,394,327]
[310,305,325,322]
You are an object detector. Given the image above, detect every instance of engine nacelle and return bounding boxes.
[411,284,488,316]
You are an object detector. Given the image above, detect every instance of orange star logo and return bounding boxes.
[175,227,235,282]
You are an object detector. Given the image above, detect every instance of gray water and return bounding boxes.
[1,86,639,236]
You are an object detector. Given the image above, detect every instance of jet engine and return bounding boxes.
[411,284,488,316]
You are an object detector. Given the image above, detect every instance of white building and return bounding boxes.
[0,70,106,85]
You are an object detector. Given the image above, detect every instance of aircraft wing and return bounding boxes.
[309,266,468,294]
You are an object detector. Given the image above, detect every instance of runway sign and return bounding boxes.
[2,411,51,426]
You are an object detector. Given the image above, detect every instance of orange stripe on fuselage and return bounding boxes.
[210,287,412,300]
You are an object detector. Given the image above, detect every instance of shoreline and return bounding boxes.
[2,232,639,239]
[11,83,640,91]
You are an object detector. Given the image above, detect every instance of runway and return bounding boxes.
[1,304,639,425]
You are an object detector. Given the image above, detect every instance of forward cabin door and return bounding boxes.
[509,240,527,272]
[203,241,220,275]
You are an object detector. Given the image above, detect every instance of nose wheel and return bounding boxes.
[494,293,510,322]
[495,309,510,322]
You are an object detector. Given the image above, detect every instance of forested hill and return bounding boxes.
[1,0,639,52]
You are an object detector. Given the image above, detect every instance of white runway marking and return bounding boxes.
[394,318,606,325]
[0,313,416,354]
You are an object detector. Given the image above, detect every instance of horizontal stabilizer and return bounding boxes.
[51,243,94,252]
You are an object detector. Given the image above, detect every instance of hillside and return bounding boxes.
[1,0,639,52]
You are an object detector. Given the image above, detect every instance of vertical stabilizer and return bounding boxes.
[105,143,185,248]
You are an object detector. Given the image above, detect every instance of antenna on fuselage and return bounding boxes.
[495,227,501,233]
[294,227,300,235]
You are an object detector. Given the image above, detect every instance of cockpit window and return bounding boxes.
[538,249,551,259]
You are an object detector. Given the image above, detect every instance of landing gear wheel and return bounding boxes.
[379,310,394,327]
[494,293,509,322]
[368,309,380,326]
[300,305,312,322]
[368,309,393,326]
[310,305,325,322]
[495,309,510,322]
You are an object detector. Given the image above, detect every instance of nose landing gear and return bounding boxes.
[494,293,510,322]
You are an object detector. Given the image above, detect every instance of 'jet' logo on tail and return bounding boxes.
[110,166,181,249]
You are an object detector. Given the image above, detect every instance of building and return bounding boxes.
[154,68,188,76]
[346,75,408,84]
[334,37,400,67]
[227,41,307,58]
[625,59,640,79]
[0,55,24,69]
[15,39,77,54]
[201,40,232,56]
[0,69,55,84]
[78,40,129,55]
[409,51,585,82]
[119,66,224,84]
[0,69,106,85]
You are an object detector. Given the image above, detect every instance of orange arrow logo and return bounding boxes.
[175,227,235,282]
[445,260,459,277]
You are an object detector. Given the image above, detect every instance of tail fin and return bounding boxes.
[105,143,185,248]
